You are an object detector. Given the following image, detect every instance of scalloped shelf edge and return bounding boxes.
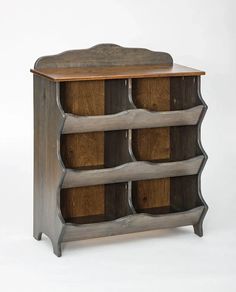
[62,155,204,189]
[62,206,204,242]
[62,105,204,134]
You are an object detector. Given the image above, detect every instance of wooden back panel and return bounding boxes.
[34,43,173,69]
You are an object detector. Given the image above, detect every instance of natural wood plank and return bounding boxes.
[132,77,170,110]
[60,79,105,229]
[60,79,105,168]
[31,63,205,82]
[60,185,104,219]
[62,156,204,189]
[132,127,170,161]
[132,78,170,161]
[60,80,104,115]
[63,206,204,242]
[61,132,104,169]
[63,106,204,134]
[133,179,170,210]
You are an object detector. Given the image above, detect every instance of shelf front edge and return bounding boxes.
[62,105,204,134]
[62,206,204,242]
[30,64,205,82]
[62,156,204,189]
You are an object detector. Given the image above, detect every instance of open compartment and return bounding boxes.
[132,125,202,163]
[132,175,203,215]
[132,76,203,162]
[61,130,132,170]
[60,79,134,170]
[60,79,132,116]
[60,182,132,224]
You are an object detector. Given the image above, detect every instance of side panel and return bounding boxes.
[33,75,65,256]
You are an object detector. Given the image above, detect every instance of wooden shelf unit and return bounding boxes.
[32,44,208,256]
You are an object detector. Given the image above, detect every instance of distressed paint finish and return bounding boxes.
[32,44,208,256]
[63,207,204,242]
[62,106,204,134]
[34,43,173,69]
[33,76,65,256]
[62,156,204,189]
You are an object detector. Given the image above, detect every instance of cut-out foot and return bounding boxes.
[52,241,62,257]
[193,222,203,237]
[33,231,42,241]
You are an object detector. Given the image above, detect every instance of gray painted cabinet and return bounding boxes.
[31,44,208,256]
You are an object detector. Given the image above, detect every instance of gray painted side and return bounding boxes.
[193,77,208,236]
[33,76,65,257]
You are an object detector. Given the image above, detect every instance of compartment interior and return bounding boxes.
[132,175,202,215]
[132,76,201,163]
[60,76,203,224]
[61,182,132,224]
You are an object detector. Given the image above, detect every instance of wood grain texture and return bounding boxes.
[132,78,170,161]
[132,77,170,111]
[61,132,104,169]
[132,77,170,212]
[33,44,173,69]
[132,127,170,161]
[31,64,205,82]
[60,80,104,115]
[62,156,204,189]
[33,76,65,257]
[62,206,204,242]
[63,106,204,134]
[133,179,170,211]
[60,80,105,227]
[60,80,105,169]
[61,185,104,219]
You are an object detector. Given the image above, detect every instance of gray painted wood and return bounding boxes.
[193,76,208,236]
[62,206,204,242]
[62,156,204,189]
[34,43,173,69]
[33,76,66,257]
[33,45,207,256]
[62,105,204,134]
[170,76,208,236]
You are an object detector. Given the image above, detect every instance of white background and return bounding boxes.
[0,0,235,291]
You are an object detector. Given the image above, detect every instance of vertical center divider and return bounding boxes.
[127,78,137,214]
[104,78,136,219]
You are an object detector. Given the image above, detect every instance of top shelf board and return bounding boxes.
[30,64,205,82]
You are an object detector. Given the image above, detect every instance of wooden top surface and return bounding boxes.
[31,64,205,82]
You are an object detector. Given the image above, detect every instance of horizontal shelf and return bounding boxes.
[64,206,183,224]
[31,64,205,82]
[62,155,204,189]
[62,105,204,134]
[62,206,204,242]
